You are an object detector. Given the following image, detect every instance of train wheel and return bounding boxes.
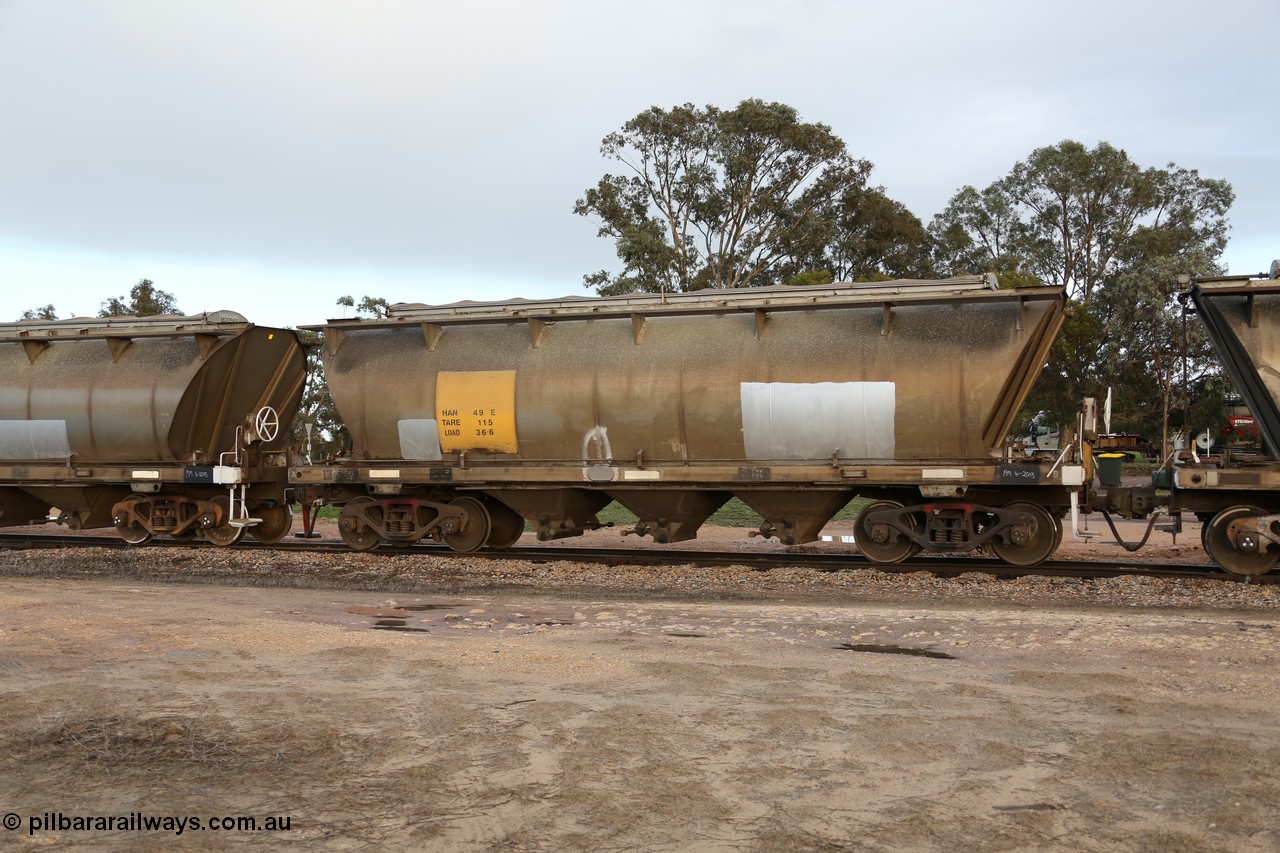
[483,501,524,550]
[112,498,152,544]
[853,500,918,564]
[198,496,243,546]
[205,524,244,548]
[204,523,244,546]
[249,504,293,544]
[338,497,383,552]
[1203,506,1279,576]
[442,497,491,553]
[115,520,152,545]
[991,502,1057,567]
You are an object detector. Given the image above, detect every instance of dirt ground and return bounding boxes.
[3,563,1279,851]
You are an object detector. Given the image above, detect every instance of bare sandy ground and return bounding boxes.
[2,575,1279,851]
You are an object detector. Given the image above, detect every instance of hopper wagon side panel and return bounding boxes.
[0,337,194,463]
[1191,281,1280,457]
[323,283,1064,472]
[0,325,305,465]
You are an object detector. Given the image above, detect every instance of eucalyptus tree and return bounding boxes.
[575,99,929,294]
[19,304,58,321]
[931,140,1234,440]
[99,278,181,317]
[931,140,1232,302]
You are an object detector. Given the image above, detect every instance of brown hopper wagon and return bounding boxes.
[294,276,1084,566]
[1166,268,1280,574]
[0,311,306,545]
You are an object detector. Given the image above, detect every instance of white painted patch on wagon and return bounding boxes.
[398,419,443,461]
[582,425,613,463]
[0,419,71,460]
[740,382,894,460]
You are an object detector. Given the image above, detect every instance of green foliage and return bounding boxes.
[930,140,1232,304]
[785,269,833,287]
[289,295,393,459]
[819,184,934,281]
[994,270,1042,289]
[1019,299,1105,428]
[336,295,392,318]
[293,502,340,520]
[575,100,930,294]
[20,304,58,321]
[289,331,348,460]
[936,140,1234,446]
[99,279,180,317]
[1093,251,1227,441]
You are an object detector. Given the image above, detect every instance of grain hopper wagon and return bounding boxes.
[294,276,1079,565]
[0,311,306,544]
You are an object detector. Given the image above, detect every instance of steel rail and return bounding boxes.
[0,531,1265,584]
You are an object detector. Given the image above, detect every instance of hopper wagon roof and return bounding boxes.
[0,311,305,465]
[309,274,1062,333]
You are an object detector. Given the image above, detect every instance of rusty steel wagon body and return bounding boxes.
[293,275,1087,566]
[0,311,306,545]
[1164,267,1280,574]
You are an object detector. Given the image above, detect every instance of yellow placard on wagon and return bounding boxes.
[435,370,518,453]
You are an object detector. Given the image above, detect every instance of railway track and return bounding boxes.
[0,531,1267,584]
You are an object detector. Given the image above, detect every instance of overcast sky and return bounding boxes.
[1,0,1276,329]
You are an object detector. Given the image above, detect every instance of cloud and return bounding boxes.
[0,0,1276,327]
